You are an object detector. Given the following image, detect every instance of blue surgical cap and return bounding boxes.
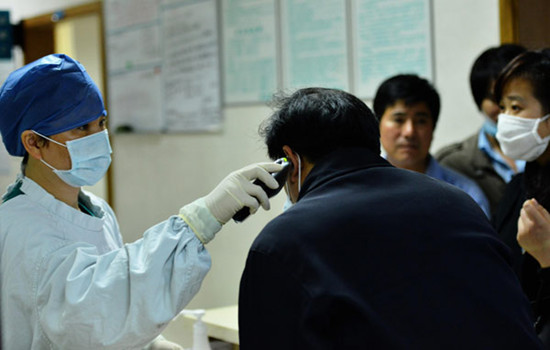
[0,54,107,156]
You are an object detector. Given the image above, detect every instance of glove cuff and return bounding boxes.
[179,197,222,244]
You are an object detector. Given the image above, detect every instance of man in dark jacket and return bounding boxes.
[238,87,543,349]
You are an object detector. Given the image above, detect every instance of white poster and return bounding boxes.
[162,0,221,132]
[222,0,278,104]
[281,0,348,91]
[106,25,162,74]
[352,0,433,98]
[109,68,164,132]
[103,0,221,132]
[104,0,160,32]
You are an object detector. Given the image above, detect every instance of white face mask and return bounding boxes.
[283,153,301,212]
[33,130,112,187]
[496,113,550,161]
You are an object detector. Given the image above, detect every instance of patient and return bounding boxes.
[238,87,543,349]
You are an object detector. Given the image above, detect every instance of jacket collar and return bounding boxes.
[298,147,391,201]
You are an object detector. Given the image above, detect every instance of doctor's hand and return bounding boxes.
[179,162,284,244]
[517,198,550,268]
[203,162,283,224]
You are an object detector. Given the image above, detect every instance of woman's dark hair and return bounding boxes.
[469,44,526,110]
[372,74,440,128]
[259,88,380,162]
[494,49,550,114]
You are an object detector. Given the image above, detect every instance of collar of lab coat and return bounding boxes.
[20,176,105,230]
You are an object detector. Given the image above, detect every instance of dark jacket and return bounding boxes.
[436,132,507,217]
[494,172,550,346]
[493,173,530,278]
[239,147,542,350]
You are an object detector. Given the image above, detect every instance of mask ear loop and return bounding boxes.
[297,152,301,194]
[32,130,67,148]
[31,130,69,172]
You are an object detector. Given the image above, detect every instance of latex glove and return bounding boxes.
[517,198,550,268]
[204,162,283,224]
[179,162,283,244]
[144,336,184,350]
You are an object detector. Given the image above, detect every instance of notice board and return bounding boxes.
[222,0,278,104]
[351,0,433,97]
[103,0,433,130]
[103,0,221,132]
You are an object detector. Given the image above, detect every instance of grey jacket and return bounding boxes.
[435,132,506,217]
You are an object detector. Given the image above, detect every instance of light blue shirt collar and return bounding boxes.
[478,130,525,183]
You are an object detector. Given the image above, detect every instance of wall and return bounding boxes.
[0,0,501,346]
[431,1,500,152]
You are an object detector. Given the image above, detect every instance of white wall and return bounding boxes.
[0,0,501,346]
[431,0,500,152]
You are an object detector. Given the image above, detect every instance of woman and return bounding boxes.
[0,54,282,349]
[493,48,550,344]
[436,44,526,217]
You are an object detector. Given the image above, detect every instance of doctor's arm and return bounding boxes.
[36,218,209,349]
[35,162,282,349]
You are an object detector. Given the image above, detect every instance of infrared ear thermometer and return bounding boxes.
[233,157,290,223]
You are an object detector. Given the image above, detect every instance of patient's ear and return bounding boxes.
[21,130,43,160]
[282,145,300,184]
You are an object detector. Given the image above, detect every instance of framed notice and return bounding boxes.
[280,0,349,91]
[104,0,221,132]
[222,0,278,104]
[351,0,434,98]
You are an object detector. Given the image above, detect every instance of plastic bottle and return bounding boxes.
[180,309,212,350]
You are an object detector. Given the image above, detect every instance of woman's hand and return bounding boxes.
[517,198,550,268]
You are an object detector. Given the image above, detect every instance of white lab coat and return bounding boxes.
[0,176,216,349]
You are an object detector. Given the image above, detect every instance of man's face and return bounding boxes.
[379,100,434,172]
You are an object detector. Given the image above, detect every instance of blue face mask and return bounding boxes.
[482,118,498,137]
[33,129,112,187]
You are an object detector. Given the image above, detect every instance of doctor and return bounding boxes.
[0,54,282,349]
